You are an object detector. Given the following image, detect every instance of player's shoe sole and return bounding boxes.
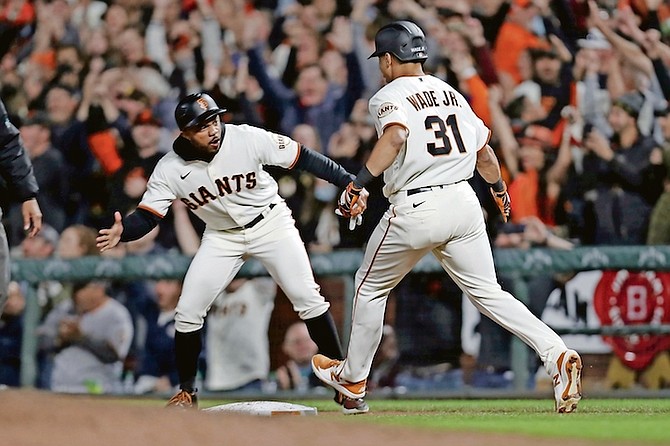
[334,391,369,415]
[341,397,369,415]
[552,349,583,413]
[311,354,367,400]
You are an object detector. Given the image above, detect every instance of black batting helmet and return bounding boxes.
[368,20,428,63]
[175,93,227,130]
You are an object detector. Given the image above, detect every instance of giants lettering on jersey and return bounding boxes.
[180,172,257,210]
[377,102,398,118]
[406,90,461,111]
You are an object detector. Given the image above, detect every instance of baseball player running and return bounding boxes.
[312,21,583,413]
[97,93,368,413]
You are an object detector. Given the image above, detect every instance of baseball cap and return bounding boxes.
[72,279,111,294]
[133,108,162,127]
[654,103,670,117]
[577,29,611,50]
[19,112,52,128]
[528,46,560,61]
[35,223,60,247]
[514,0,535,8]
[612,92,644,118]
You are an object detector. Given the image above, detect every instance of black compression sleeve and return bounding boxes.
[293,145,355,188]
[119,208,161,242]
[353,166,377,188]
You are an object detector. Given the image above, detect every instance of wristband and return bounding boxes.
[353,165,377,189]
[490,179,505,193]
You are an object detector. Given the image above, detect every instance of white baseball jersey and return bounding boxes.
[369,75,490,197]
[205,278,276,391]
[335,73,570,389]
[143,122,331,336]
[139,124,299,230]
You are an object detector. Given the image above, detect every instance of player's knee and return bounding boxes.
[296,301,330,320]
[175,312,204,332]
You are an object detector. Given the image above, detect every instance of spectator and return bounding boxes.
[507,122,574,226]
[4,113,68,245]
[57,224,99,259]
[392,274,465,392]
[368,324,399,393]
[492,0,546,89]
[428,11,499,125]
[43,83,98,226]
[18,223,63,388]
[133,279,181,395]
[18,222,58,260]
[581,91,663,244]
[0,281,25,386]
[205,278,276,393]
[107,109,166,219]
[647,105,670,244]
[49,223,101,321]
[512,45,575,137]
[15,224,62,324]
[274,321,319,393]
[244,14,365,152]
[37,279,133,394]
[573,28,614,136]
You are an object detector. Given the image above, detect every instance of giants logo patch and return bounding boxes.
[196,97,209,110]
[594,270,670,370]
[377,102,398,118]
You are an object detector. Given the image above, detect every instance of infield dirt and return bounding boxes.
[0,389,631,446]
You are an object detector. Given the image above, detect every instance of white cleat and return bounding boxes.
[551,349,583,413]
[311,354,367,400]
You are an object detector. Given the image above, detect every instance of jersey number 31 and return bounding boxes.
[425,114,466,156]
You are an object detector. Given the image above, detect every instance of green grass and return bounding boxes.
[198,398,670,444]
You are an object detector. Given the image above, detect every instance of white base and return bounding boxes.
[203,401,318,417]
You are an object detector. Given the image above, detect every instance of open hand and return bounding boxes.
[96,211,124,252]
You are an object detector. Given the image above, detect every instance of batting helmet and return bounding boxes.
[175,93,227,130]
[368,20,428,63]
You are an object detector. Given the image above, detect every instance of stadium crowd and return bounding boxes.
[1,0,670,394]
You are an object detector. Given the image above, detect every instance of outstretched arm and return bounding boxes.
[292,145,355,188]
[292,145,368,221]
[96,208,161,252]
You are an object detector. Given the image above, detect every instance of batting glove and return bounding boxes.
[490,180,511,223]
[337,182,362,219]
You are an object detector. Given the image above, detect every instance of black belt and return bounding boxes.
[406,180,464,196]
[244,203,276,229]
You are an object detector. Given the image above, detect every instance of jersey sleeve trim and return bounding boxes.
[477,129,492,152]
[137,204,165,219]
[287,143,301,169]
[381,121,409,134]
